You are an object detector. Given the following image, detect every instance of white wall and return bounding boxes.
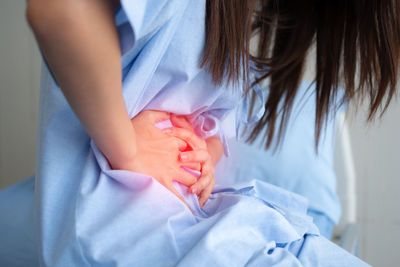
[0,1,399,266]
[303,39,400,267]
[0,0,41,189]
[347,101,400,267]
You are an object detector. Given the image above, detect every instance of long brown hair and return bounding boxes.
[201,0,400,148]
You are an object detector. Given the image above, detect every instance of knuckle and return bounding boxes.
[189,177,197,184]
[202,169,211,177]
[200,169,208,177]
[202,166,213,176]
[211,179,215,187]
[173,143,180,150]
[183,130,195,140]
[174,141,184,150]
[185,132,193,141]
[200,175,211,186]
[185,173,197,183]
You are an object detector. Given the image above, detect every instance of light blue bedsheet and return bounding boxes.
[0,0,369,266]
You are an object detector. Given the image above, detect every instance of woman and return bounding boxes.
[0,0,397,265]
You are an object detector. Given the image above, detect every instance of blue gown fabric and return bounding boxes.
[216,81,344,238]
[0,0,368,266]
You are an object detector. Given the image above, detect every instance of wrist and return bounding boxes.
[102,120,138,170]
[108,144,137,170]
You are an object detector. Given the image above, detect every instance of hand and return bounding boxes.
[165,115,216,207]
[124,111,198,207]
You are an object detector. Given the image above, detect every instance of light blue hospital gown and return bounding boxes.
[0,0,369,266]
[215,81,344,239]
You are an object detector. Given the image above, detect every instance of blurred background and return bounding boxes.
[0,1,399,266]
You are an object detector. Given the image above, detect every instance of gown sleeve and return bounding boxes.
[116,0,179,55]
[32,1,370,266]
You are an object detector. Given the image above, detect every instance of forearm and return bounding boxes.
[26,0,135,168]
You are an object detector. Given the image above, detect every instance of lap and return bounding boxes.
[0,177,367,267]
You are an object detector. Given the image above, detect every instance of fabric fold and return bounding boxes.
[16,0,370,266]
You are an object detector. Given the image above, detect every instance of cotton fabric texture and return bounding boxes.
[217,81,344,238]
[0,0,368,266]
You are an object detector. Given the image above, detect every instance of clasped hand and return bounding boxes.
[121,110,216,208]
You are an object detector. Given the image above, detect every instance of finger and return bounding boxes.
[163,181,193,213]
[173,168,197,186]
[180,149,209,163]
[163,127,205,149]
[170,137,188,151]
[170,115,193,131]
[181,162,201,171]
[190,163,213,194]
[140,110,170,122]
[149,110,171,122]
[198,179,215,207]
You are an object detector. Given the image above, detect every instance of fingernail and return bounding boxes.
[180,153,188,161]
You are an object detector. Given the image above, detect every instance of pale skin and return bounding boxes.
[26,0,223,207]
